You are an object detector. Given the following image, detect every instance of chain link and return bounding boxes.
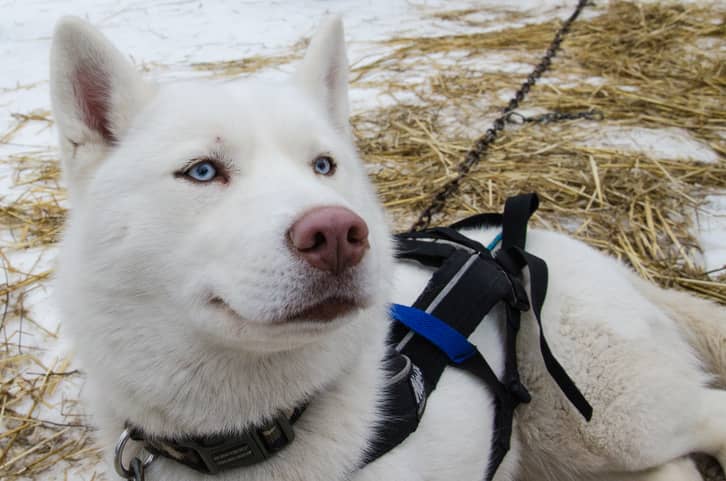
[410,0,590,232]
[505,109,603,125]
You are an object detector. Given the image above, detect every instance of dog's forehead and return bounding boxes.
[143,80,326,141]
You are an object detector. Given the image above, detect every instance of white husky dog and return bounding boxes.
[51,15,726,481]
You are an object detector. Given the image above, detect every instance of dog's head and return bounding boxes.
[51,17,393,355]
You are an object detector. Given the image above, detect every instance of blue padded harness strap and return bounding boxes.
[389,304,477,365]
[486,232,503,252]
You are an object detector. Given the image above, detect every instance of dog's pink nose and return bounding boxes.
[289,206,369,274]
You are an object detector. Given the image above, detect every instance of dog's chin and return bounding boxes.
[210,295,369,326]
[280,297,362,323]
[203,295,371,353]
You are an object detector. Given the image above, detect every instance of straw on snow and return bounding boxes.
[352,1,725,300]
[0,1,724,478]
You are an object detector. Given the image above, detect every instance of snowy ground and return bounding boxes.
[0,1,723,480]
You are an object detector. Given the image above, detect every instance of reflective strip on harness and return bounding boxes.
[390,304,477,365]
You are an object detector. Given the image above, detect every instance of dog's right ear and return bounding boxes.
[296,17,350,136]
[50,17,155,194]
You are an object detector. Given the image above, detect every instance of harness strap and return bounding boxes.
[500,246,593,420]
[450,212,503,231]
[457,351,517,481]
[496,194,592,421]
[391,304,477,364]
[394,249,520,392]
[402,227,489,252]
[390,249,471,387]
[363,350,426,465]
[500,193,537,251]
[396,238,457,268]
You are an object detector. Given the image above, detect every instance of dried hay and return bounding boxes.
[1,155,65,250]
[1,116,95,478]
[0,353,96,479]
[352,0,725,301]
[0,1,724,479]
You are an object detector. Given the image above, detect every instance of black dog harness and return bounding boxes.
[366,193,592,479]
[118,194,591,481]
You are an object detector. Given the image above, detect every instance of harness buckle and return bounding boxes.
[507,379,532,405]
[505,273,530,313]
[495,250,530,313]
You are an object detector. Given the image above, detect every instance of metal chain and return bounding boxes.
[410,0,590,231]
[505,109,603,125]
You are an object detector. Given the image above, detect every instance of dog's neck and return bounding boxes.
[81,304,390,443]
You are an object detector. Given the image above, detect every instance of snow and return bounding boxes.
[698,195,726,274]
[0,1,723,479]
[585,126,720,164]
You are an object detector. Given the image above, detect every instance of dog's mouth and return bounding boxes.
[210,295,363,324]
[286,297,359,322]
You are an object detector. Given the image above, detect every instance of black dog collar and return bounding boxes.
[123,405,306,476]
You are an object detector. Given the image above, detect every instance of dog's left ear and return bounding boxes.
[296,16,350,134]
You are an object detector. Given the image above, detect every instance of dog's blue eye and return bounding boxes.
[313,156,335,176]
[186,161,217,182]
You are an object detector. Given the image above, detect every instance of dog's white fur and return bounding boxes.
[51,16,726,481]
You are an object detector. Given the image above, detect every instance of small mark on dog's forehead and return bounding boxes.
[215,136,223,144]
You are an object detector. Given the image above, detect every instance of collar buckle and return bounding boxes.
[137,413,296,475]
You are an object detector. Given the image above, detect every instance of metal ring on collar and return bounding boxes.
[114,428,156,479]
